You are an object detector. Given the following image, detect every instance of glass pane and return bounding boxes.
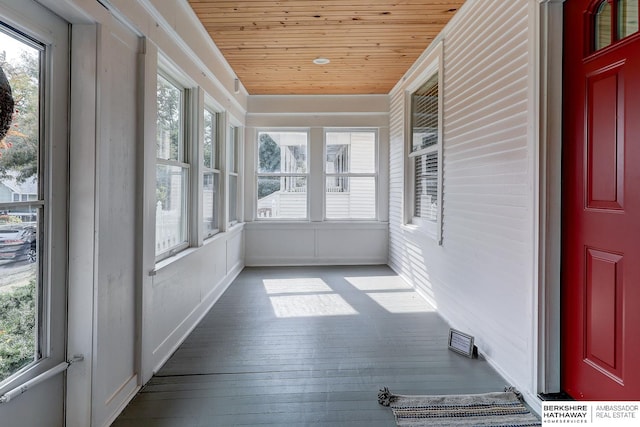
[618,0,639,39]
[257,176,307,219]
[326,177,376,219]
[595,1,612,50]
[415,152,438,221]
[203,109,216,169]
[411,73,439,152]
[326,131,375,174]
[0,207,40,382]
[0,30,40,192]
[203,171,219,236]
[156,75,182,161]
[0,28,42,382]
[228,126,237,173]
[258,131,307,174]
[228,174,238,223]
[155,164,187,255]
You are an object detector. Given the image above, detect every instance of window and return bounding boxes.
[228,125,239,224]
[408,69,443,242]
[594,0,639,51]
[256,131,308,219]
[156,73,190,259]
[0,25,44,383]
[618,0,639,39]
[203,108,220,237]
[325,130,377,219]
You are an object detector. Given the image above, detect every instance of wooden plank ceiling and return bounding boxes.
[187,0,464,95]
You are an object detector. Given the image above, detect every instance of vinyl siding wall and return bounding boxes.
[389,0,536,399]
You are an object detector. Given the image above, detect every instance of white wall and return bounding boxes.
[389,0,539,405]
[149,227,244,373]
[245,221,388,266]
[244,95,390,266]
[29,0,248,426]
[91,18,139,425]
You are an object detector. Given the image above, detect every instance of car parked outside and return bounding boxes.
[0,223,37,263]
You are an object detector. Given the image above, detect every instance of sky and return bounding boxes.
[0,28,38,63]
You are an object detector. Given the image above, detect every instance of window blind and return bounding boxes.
[414,152,438,221]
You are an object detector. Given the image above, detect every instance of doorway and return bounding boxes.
[562,0,640,400]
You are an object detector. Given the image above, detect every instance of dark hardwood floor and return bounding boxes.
[112,265,508,426]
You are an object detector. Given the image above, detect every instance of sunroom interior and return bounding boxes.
[4,0,635,426]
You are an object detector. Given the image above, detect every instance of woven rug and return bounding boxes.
[378,387,541,426]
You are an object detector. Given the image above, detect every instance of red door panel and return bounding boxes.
[587,66,624,209]
[585,248,623,380]
[563,0,640,400]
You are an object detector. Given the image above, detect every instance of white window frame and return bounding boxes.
[323,128,378,220]
[0,10,68,396]
[227,123,241,226]
[255,129,310,221]
[405,42,444,244]
[155,69,192,261]
[202,105,221,239]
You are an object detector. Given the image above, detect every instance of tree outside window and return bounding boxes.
[256,131,308,219]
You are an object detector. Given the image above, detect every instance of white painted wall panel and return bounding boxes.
[245,222,388,266]
[151,228,244,373]
[388,0,535,400]
[92,21,139,425]
[316,226,388,263]
[246,226,316,264]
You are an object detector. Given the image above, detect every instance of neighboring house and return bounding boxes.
[0,0,638,426]
[257,132,376,219]
[0,174,38,222]
[0,174,37,204]
[257,141,308,219]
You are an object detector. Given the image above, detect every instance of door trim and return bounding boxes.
[536,0,565,396]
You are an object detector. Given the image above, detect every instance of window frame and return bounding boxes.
[0,13,68,393]
[155,69,192,261]
[255,129,310,221]
[227,123,241,225]
[591,0,639,53]
[404,42,444,244]
[202,106,221,239]
[323,128,378,220]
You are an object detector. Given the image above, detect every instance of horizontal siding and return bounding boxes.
[388,0,534,396]
[388,82,406,271]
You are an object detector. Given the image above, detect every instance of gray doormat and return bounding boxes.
[378,387,541,426]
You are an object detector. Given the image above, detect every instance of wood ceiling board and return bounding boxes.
[187,0,464,94]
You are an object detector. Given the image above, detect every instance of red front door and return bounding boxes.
[562,0,640,400]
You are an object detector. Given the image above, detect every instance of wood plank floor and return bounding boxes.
[113,265,509,426]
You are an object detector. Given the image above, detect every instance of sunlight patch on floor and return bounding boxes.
[345,275,411,291]
[269,294,359,318]
[263,278,332,294]
[365,292,435,314]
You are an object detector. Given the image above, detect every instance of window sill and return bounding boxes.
[153,245,199,274]
[226,221,244,233]
[400,222,438,242]
[245,221,388,231]
[254,217,310,222]
[152,224,244,275]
